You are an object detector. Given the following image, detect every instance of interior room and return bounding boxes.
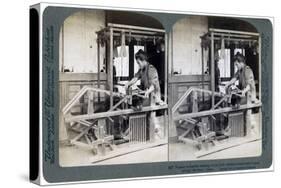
[168,16,262,160]
[59,10,168,166]
[58,10,262,166]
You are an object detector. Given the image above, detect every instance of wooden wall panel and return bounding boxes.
[59,10,105,73]
[171,16,208,75]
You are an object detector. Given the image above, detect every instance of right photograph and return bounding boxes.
[168,16,262,160]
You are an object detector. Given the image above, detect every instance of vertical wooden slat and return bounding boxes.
[211,32,215,109]
[97,39,101,102]
[87,90,94,114]
[129,114,147,144]
[109,27,114,109]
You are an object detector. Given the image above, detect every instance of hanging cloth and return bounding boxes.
[120,30,127,57]
[220,37,225,59]
[113,40,118,58]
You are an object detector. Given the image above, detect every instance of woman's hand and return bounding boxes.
[144,85,155,98]
[144,90,150,98]
[125,77,138,91]
[241,85,250,96]
[124,82,129,91]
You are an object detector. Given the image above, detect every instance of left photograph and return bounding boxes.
[59,9,168,166]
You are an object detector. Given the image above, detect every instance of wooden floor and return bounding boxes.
[59,113,262,166]
[169,138,262,161]
[59,140,168,167]
[60,138,261,166]
[169,112,262,161]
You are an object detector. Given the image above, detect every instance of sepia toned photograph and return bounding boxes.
[58,9,262,166]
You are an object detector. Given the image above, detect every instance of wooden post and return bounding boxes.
[109,27,114,109]
[201,45,205,103]
[87,90,94,114]
[211,32,215,109]
[97,38,101,102]
[171,30,174,75]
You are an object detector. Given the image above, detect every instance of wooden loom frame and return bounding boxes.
[172,86,262,157]
[173,27,262,157]
[62,85,168,163]
[96,23,168,108]
[62,23,169,163]
[201,28,261,109]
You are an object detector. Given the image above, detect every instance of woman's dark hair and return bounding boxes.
[233,52,246,63]
[135,49,148,61]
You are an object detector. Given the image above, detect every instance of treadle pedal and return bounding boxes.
[211,140,219,146]
[108,143,115,151]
